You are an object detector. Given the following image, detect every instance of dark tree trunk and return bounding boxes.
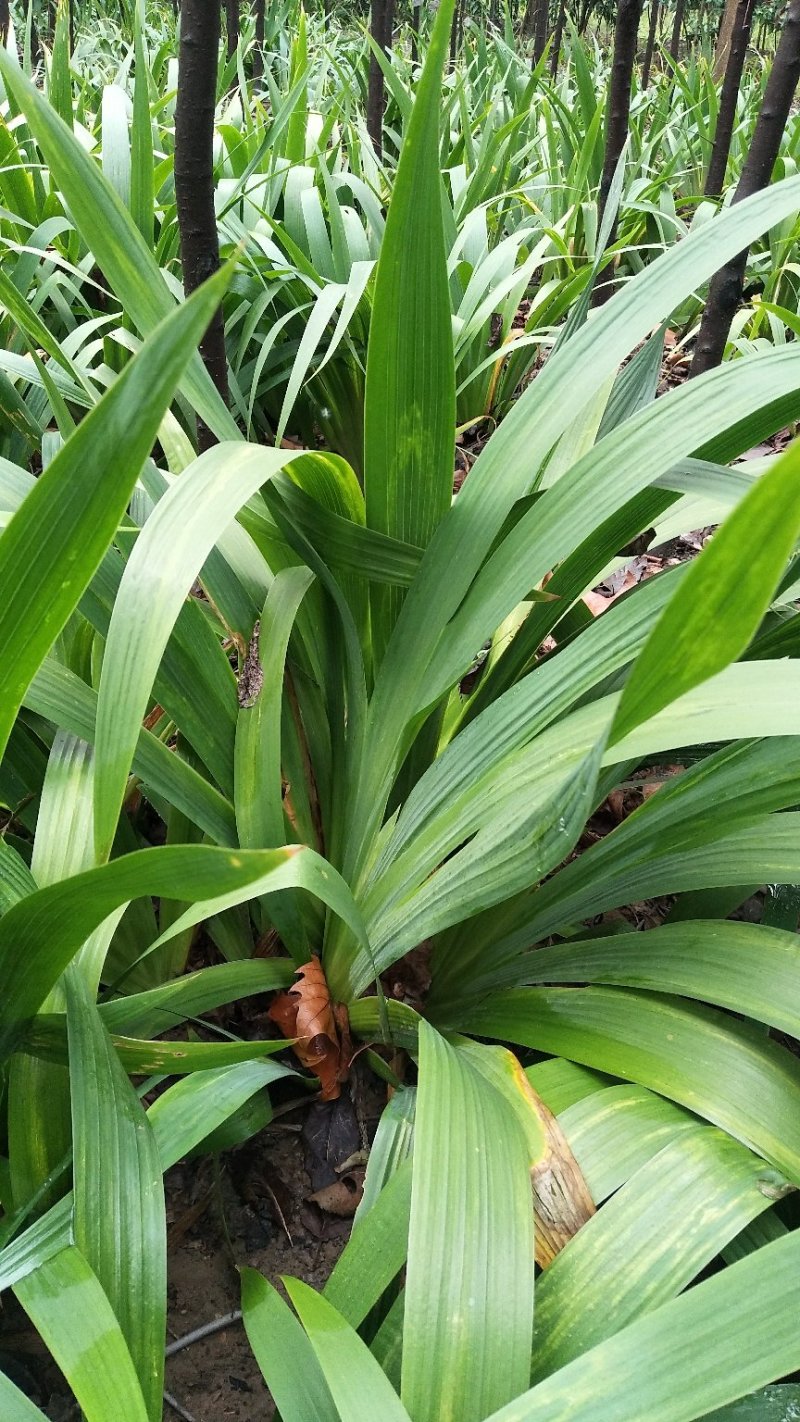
[641,0,659,87]
[68,0,74,51]
[704,0,755,195]
[224,0,239,59]
[713,0,740,77]
[593,0,644,305]
[0,0,9,46]
[411,0,419,63]
[252,0,265,79]
[532,0,549,64]
[549,0,567,74]
[668,0,685,62]
[367,0,394,157]
[449,0,459,64]
[175,0,230,447]
[692,0,800,376]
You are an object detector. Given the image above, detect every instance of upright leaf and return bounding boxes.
[286,1278,413,1422]
[363,0,456,664]
[242,1269,339,1422]
[401,1024,536,1422]
[67,974,165,1421]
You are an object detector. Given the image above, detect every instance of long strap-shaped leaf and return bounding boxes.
[286,1278,413,1422]
[484,1228,800,1421]
[24,659,237,847]
[458,737,800,987]
[24,1017,294,1073]
[468,988,800,1183]
[557,1083,698,1203]
[97,959,294,1038]
[0,1061,296,1296]
[363,0,456,666]
[7,732,99,1212]
[0,263,234,766]
[15,1247,149,1422]
[234,565,315,960]
[401,1024,537,1422]
[241,1270,339,1422]
[66,973,165,1421]
[611,438,800,741]
[324,1156,413,1327]
[0,1369,48,1422]
[518,920,800,1036]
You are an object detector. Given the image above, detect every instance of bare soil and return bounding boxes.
[163,1120,349,1422]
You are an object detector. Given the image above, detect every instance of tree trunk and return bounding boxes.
[411,0,419,62]
[252,0,265,79]
[549,0,567,74]
[367,0,394,157]
[668,0,685,63]
[0,0,9,46]
[224,0,239,59]
[522,0,548,57]
[713,0,740,79]
[533,0,549,64]
[692,0,800,377]
[641,0,659,87]
[704,0,755,195]
[174,0,230,448]
[593,0,644,305]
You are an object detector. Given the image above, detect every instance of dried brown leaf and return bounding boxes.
[308,1168,366,1217]
[268,958,352,1100]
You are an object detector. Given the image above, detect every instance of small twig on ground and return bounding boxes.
[164,1391,199,1422]
[262,1176,294,1245]
[165,1310,244,1358]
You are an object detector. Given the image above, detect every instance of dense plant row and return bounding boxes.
[0,1,799,1418]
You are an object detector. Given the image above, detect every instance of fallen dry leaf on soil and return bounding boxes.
[582,566,638,617]
[309,1167,366,1217]
[268,957,352,1101]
